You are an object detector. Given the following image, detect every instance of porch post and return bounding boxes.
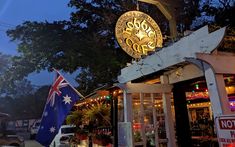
[123,90,133,122]
[204,66,231,116]
[173,82,192,147]
[160,75,176,147]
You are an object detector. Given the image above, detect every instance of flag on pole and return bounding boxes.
[36,70,82,146]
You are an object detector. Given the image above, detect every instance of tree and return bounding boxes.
[0,53,11,74]
[191,0,235,51]
[6,1,134,95]
[0,85,49,120]
[6,0,232,95]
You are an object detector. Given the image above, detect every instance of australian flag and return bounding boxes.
[36,70,82,146]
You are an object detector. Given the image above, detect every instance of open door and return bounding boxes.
[117,83,174,147]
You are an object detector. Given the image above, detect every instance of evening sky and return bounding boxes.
[0,0,78,86]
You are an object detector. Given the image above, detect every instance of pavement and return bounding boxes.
[25,140,43,147]
[16,131,43,147]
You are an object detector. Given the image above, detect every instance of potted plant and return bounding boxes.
[66,109,88,144]
[66,109,84,126]
[93,133,112,146]
[83,103,112,145]
[76,129,88,140]
[84,103,111,127]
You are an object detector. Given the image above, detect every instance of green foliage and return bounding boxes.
[0,53,11,73]
[3,0,234,96]
[0,85,49,120]
[84,103,110,127]
[66,109,84,126]
[6,1,136,95]
[200,0,235,52]
[5,0,190,95]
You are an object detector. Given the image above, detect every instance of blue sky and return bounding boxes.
[0,0,78,86]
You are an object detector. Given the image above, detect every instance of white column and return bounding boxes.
[123,90,134,146]
[152,93,160,147]
[160,75,176,147]
[204,66,231,116]
[123,90,133,122]
[140,93,146,147]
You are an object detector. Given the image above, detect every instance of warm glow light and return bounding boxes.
[230,102,235,106]
[226,86,235,94]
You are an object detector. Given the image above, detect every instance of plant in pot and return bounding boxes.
[66,109,88,141]
[93,132,112,146]
[84,103,112,145]
[75,129,88,140]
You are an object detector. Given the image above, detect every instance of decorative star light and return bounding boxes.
[63,95,72,104]
[41,126,44,130]
[136,30,147,40]
[50,126,56,133]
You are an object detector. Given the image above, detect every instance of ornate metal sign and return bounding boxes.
[115,11,163,59]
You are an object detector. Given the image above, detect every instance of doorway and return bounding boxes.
[132,92,168,147]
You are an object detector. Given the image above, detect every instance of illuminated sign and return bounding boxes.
[115,11,163,59]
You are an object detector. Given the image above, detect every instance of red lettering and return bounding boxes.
[220,138,227,142]
[219,119,235,129]
[231,131,235,138]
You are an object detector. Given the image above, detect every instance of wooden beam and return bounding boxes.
[197,53,235,74]
[115,83,172,93]
[118,26,225,83]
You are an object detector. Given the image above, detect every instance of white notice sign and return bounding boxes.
[215,115,235,146]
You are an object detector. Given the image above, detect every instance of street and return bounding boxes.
[25,140,43,147]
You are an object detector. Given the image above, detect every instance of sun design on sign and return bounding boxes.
[115,11,163,59]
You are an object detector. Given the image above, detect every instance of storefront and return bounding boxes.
[115,23,235,147]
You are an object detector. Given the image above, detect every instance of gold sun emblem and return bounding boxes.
[115,11,163,59]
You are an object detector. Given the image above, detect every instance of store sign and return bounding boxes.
[115,11,163,59]
[215,115,235,146]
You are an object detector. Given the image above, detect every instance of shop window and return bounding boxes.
[224,74,235,111]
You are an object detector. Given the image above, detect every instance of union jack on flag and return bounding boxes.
[36,70,82,146]
[47,74,69,106]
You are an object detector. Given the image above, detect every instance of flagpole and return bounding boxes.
[53,68,85,99]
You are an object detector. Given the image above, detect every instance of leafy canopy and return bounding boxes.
[5,0,234,95]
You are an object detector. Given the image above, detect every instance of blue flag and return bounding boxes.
[36,71,81,146]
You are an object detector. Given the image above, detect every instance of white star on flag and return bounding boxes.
[63,95,72,104]
[44,112,48,117]
[49,126,56,133]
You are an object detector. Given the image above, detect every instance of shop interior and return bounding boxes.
[115,74,235,146]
